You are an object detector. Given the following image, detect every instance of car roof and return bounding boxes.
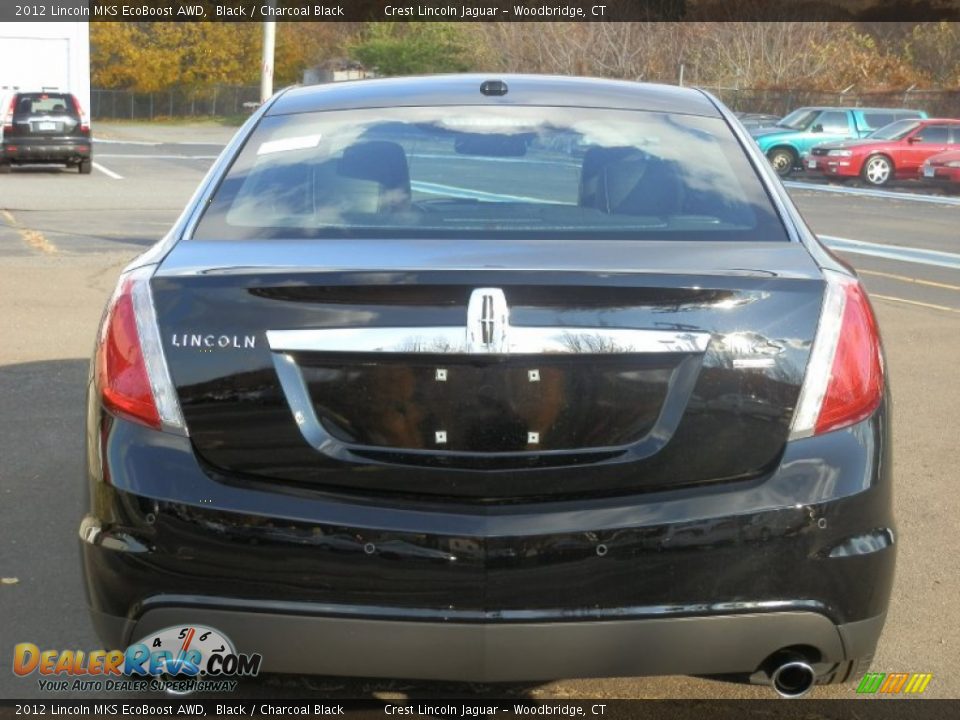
[267,74,721,118]
[7,89,74,96]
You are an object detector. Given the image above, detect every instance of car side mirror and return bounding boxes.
[811,124,824,133]
[907,136,921,144]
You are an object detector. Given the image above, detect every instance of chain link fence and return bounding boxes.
[91,86,261,120]
[699,86,960,118]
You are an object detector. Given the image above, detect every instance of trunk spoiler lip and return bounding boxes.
[152,239,825,280]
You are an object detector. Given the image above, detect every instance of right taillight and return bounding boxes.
[94,265,186,434]
[790,270,885,438]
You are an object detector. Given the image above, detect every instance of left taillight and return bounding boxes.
[2,95,15,133]
[94,265,185,434]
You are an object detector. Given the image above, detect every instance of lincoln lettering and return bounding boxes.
[171,334,256,349]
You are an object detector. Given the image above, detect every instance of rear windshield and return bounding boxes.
[194,106,788,242]
[13,93,77,117]
[869,119,922,140]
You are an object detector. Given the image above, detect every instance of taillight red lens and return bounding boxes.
[70,95,90,133]
[2,96,15,132]
[95,277,161,428]
[814,281,884,435]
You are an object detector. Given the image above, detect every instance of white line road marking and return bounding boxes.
[786,180,960,207]
[411,180,564,204]
[92,162,123,180]
[871,294,960,314]
[93,139,160,146]
[409,152,581,168]
[94,139,224,148]
[858,269,960,293]
[96,154,219,160]
[819,234,960,271]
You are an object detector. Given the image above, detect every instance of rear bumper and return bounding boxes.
[81,400,895,682]
[87,605,886,683]
[920,167,960,185]
[816,158,861,177]
[2,138,90,163]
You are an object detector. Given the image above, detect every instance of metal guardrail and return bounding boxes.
[785,180,960,207]
[820,234,960,270]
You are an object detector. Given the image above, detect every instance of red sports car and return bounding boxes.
[920,149,960,191]
[808,118,960,186]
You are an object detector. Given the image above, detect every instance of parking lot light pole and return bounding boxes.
[260,1,277,104]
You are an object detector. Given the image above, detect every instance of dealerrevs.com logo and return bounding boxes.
[13,625,262,694]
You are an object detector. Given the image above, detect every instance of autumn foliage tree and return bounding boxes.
[91,21,960,96]
[347,23,483,76]
[906,22,960,88]
[90,22,349,91]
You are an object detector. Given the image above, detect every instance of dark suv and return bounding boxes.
[0,90,92,174]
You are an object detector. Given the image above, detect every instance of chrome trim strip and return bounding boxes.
[271,352,350,460]
[788,269,848,439]
[266,327,711,355]
[128,265,188,436]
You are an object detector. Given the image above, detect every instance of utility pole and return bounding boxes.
[260,1,276,104]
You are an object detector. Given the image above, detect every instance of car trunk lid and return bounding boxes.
[152,239,825,500]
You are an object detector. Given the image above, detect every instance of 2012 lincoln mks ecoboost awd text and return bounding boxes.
[81,75,893,697]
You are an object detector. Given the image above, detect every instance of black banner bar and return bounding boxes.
[2,0,960,23]
[1,700,959,719]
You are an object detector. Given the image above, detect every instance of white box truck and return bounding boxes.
[0,22,90,119]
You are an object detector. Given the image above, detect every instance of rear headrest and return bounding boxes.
[580,146,683,217]
[579,147,637,208]
[335,141,411,212]
[52,103,66,112]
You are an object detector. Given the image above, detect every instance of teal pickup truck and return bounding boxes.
[749,106,928,177]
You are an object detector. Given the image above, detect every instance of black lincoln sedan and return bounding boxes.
[81,75,893,698]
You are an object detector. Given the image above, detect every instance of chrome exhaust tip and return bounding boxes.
[770,659,816,698]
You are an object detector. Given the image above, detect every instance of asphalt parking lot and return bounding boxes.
[0,122,958,702]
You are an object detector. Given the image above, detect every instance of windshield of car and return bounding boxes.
[194,105,787,242]
[868,119,922,140]
[776,109,819,130]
